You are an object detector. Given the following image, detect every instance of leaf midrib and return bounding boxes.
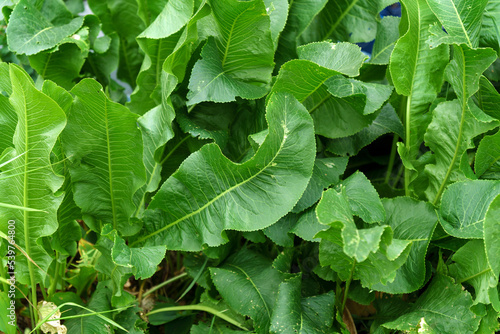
[103,97,118,229]
[321,0,360,41]
[134,104,290,244]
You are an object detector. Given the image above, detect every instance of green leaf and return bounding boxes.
[427,0,489,48]
[326,103,404,156]
[316,187,392,262]
[128,0,196,115]
[187,0,274,105]
[370,16,401,65]
[292,157,348,213]
[41,81,82,257]
[390,0,449,164]
[133,103,175,217]
[6,0,84,55]
[343,171,385,224]
[297,42,369,77]
[480,1,500,53]
[210,248,284,334]
[29,29,89,90]
[484,194,500,281]
[449,240,499,306]
[383,275,480,334]
[290,206,328,242]
[476,130,500,177]
[270,275,335,333]
[424,44,498,203]
[263,214,296,247]
[0,64,16,154]
[87,0,145,87]
[439,180,500,239]
[264,0,288,48]
[371,197,437,294]
[0,64,66,284]
[317,226,411,288]
[136,92,315,251]
[299,0,392,44]
[274,0,328,68]
[476,76,500,121]
[62,79,146,236]
[65,283,116,333]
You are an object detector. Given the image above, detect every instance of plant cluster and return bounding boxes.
[0,0,500,333]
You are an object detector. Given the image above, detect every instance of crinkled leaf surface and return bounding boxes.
[292,157,348,213]
[475,130,500,177]
[62,79,146,236]
[270,275,335,333]
[6,0,84,55]
[187,0,274,104]
[210,248,284,334]
[439,180,500,239]
[449,240,499,306]
[136,93,315,251]
[383,275,480,334]
[390,0,449,163]
[300,0,392,44]
[342,171,385,224]
[427,0,488,48]
[0,65,66,284]
[370,16,400,65]
[326,103,404,156]
[484,194,500,281]
[372,197,438,294]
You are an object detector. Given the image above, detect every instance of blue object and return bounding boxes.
[358,3,401,57]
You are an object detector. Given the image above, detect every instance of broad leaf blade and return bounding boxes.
[439,180,500,239]
[137,92,315,251]
[62,79,146,236]
[383,275,480,334]
[187,0,274,104]
[0,64,66,284]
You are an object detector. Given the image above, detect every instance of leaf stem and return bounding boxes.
[146,304,249,331]
[47,253,60,300]
[402,95,410,196]
[142,272,188,298]
[341,259,356,315]
[159,134,191,165]
[385,133,399,184]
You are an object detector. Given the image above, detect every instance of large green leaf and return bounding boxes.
[439,180,500,239]
[480,1,500,53]
[475,130,500,177]
[270,275,335,333]
[0,63,16,154]
[342,171,385,224]
[372,198,437,294]
[292,156,348,213]
[449,240,499,306]
[29,28,89,90]
[41,81,82,257]
[6,0,84,55]
[383,275,480,334]
[128,0,196,115]
[274,0,328,68]
[390,0,449,165]
[187,0,274,104]
[370,16,400,65]
[299,0,393,44]
[0,65,66,284]
[427,0,489,48]
[424,45,498,203]
[62,79,146,236]
[135,92,315,251]
[272,43,394,138]
[326,103,404,156]
[87,0,145,87]
[210,248,284,334]
[484,194,500,282]
[317,226,411,288]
